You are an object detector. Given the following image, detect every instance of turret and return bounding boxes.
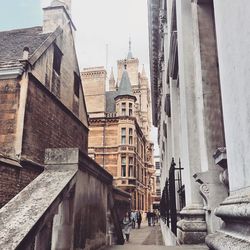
[115,62,136,117]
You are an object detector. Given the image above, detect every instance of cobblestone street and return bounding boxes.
[107,223,208,250]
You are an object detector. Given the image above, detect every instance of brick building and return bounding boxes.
[0,0,88,207]
[82,49,155,212]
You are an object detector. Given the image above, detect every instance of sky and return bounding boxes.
[0,0,159,155]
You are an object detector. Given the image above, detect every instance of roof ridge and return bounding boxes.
[28,27,63,66]
[0,26,42,34]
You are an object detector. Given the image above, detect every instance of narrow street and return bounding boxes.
[107,223,208,250]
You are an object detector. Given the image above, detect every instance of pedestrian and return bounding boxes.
[137,211,142,229]
[146,211,151,226]
[152,211,156,226]
[130,210,137,229]
[122,212,132,242]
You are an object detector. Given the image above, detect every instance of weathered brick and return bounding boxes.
[21,76,88,164]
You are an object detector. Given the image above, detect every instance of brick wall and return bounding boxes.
[22,74,88,164]
[0,161,42,208]
[0,74,88,207]
[0,78,19,156]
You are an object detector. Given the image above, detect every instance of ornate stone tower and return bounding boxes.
[115,62,136,116]
[116,41,152,138]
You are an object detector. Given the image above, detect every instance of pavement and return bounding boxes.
[106,223,208,250]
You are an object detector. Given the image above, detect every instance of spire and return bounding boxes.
[109,67,115,80]
[117,62,133,97]
[141,64,147,78]
[109,67,116,91]
[127,37,133,60]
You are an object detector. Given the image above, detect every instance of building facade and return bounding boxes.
[0,0,89,208]
[82,51,155,212]
[149,0,250,248]
[152,155,161,210]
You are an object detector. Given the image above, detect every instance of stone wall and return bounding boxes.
[81,67,106,116]
[22,74,88,164]
[0,148,127,249]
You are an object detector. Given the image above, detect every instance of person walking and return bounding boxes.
[130,210,137,229]
[152,211,156,226]
[146,211,151,226]
[137,211,142,229]
[122,212,132,242]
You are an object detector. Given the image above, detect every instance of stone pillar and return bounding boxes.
[34,221,53,250]
[191,0,228,234]
[176,0,206,243]
[51,197,74,250]
[205,1,250,248]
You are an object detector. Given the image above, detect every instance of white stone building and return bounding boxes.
[148,0,250,248]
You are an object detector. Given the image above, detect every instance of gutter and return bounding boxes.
[0,66,24,80]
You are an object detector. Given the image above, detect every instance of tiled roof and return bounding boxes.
[117,69,133,96]
[0,26,51,68]
[106,91,117,113]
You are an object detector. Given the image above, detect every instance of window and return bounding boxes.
[121,102,126,116]
[74,72,80,98]
[129,103,133,116]
[129,157,133,177]
[121,157,126,177]
[53,44,62,75]
[134,162,137,178]
[52,44,63,98]
[129,128,133,145]
[155,161,160,169]
[121,128,126,144]
[156,176,160,183]
[156,189,161,196]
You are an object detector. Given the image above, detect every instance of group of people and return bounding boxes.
[122,210,142,242]
[122,210,160,242]
[146,210,159,226]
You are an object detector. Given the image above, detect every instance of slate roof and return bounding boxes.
[0,26,51,68]
[106,91,117,113]
[117,69,133,96]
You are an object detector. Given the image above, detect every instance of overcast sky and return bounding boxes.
[41,0,150,75]
[0,0,159,155]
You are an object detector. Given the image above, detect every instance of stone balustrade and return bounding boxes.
[0,148,127,250]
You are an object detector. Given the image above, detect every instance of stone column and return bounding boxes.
[51,197,74,250]
[205,1,250,248]
[191,0,228,234]
[176,0,206,244]
[34,221,53,250]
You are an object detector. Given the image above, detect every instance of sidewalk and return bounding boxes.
[107,223,208,250]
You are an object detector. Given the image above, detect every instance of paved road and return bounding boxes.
[106,223,208,250]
